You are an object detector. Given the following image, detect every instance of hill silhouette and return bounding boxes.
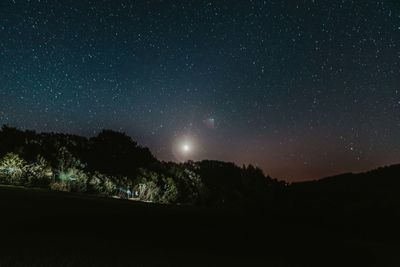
[1,124,400,210]
[288,165,400,215]
[291,164,400,193]
[0,125,400,265]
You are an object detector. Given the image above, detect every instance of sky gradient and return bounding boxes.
[1,0,400,181]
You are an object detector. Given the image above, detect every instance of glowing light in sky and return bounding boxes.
[172,135,198,162]
[182,143,191,153]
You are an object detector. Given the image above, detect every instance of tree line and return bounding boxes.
[0,125,285,206]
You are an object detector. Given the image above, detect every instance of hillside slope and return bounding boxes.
[291,164,400,193]
[0,185,399,266]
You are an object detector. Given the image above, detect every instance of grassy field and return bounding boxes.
[0,185,398,266]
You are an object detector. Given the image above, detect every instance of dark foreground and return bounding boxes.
[0,186,399,267]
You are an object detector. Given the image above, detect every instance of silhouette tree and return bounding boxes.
[88,130,157,177]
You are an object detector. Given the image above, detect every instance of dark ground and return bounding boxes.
[0,185,399,267]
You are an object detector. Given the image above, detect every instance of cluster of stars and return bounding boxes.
[0,0,399,181]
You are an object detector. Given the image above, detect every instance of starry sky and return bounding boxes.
[1,0,400,181]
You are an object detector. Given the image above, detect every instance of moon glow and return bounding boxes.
[172,136,197,162]
[182,143,191,153]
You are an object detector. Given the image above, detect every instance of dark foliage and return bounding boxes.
[0,125,283,206]
[87,130,157,176]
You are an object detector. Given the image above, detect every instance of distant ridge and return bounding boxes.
[291,164,400,193]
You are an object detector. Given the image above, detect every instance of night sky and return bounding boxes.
[1,1,400,181]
